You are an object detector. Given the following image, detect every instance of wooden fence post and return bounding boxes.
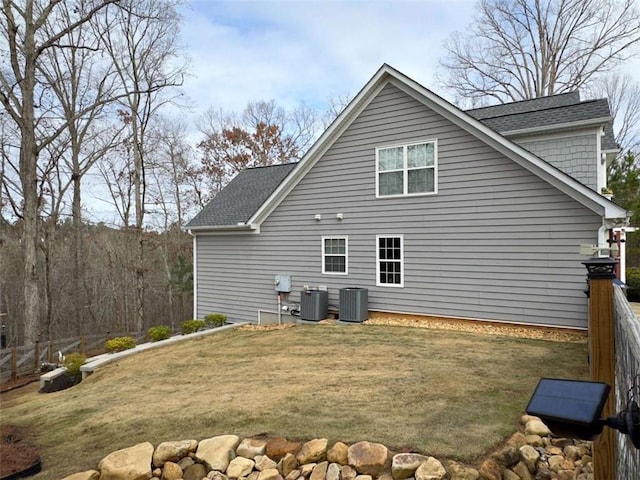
[584,257,617,480]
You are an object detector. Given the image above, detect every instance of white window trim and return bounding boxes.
[321,236,349,275]
[376,234,404,287]
[375,139,438,198]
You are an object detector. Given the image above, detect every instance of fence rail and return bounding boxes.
[614,286,640,480]
[0,331,145,384]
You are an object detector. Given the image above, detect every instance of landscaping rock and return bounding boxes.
[258,468,282,480]
[161,462,183,480]
[505,433,527,449]
[300,463,316,477]
[354,476,372,480]
[98,442,154,480]
[327,442,349,465]
[511,462,533,480]
[154,440,198,467]
[255,455,278,472]
[502,470,519,480]
[310,462,328,480]
[285,470,300,480]
[445,461,479,480]
[267,438,302,461]
[61,471,100,480]
[327,463,341,480]
[524,435,543,447]
[347,441,390,476]
[341,465,357,480]
[278,453,298,477]
[178,457,195,470]
[208,472,229,480]
[184,463,207,480]
[296,439,328,464]
[524,419,550,437]
[197,435,241,472]
[228,457,256,478]
[237,439,268,459]
[492,446,519,467]
[518,445,539,473]
[391,453,429,480]
[478,459,502,480]
[153,469,162,477]
[414,457,445,480]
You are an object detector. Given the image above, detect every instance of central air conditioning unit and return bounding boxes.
[339,288,368,322]
[300,289,328,321]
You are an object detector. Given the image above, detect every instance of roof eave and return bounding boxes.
[500,117,612,137]
[185,223,260,234]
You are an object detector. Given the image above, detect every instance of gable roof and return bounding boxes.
[466,94,618,151]
[185,163,296,230]
[187,64,629,232]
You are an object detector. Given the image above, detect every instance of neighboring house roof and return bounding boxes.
[185,163,296,230]
[466,95,618,151]
[186,64,629,231]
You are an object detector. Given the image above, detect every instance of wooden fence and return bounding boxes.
[0,331,146,383]
[613,286,640,479]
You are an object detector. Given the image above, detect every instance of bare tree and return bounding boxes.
[440,0,640,106]
[95,0,186,332]
[0,0,119,343]
[588,73,640,153]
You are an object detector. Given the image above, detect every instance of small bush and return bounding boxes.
[148,325,171,342]
[62,353,87,381]
[105,336,136,353]
[627,267,640,302]
[204,313,227,328]
[181,319,206,335]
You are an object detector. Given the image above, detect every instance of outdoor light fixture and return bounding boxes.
[526,378,640,448]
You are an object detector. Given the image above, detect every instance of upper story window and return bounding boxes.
[322,236,348,275]
[376,140,437,197]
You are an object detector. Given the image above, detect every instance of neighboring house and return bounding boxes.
[185,64,630,330]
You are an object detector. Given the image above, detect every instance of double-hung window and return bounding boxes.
[376,235,403,287]
[322,237,348,275]
[376,140,437,197]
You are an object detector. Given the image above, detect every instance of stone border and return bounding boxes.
[39,323,249,389]
[60,417,593,480]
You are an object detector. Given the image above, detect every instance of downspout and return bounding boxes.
[188,230,197,320]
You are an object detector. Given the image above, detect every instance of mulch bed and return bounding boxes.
[0,425,41,480]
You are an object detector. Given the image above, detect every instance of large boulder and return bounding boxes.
[267,438,302,461]
[98,442,154,480]
[237,439,268,459]
[391,453,429,480]
[153,440,198,467]
[347,441,390,477]
[414,458,446,480]
[196,435,241,472]
[227,457,256,478]
[296,439,328,465]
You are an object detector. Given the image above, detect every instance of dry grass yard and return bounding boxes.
[0,323,588,479]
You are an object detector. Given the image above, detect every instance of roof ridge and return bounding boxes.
[465,91,581,113]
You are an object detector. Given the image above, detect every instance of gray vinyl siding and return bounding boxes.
[513,133,598,190]
[195,83,601,329]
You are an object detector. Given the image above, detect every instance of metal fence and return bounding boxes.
[614,286,640,479]
[0,331,146,383]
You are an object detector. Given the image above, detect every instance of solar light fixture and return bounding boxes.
[526,378,640,448]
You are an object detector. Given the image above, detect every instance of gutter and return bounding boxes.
[185,223,260,234]
[500,117,612,137]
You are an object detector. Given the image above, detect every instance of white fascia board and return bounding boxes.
[187,223,260,234]
[385,73,629,222]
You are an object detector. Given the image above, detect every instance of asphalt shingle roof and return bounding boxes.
[185,163,296,228]
[466,93,618,150]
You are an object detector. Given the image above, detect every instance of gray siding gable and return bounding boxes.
[185,163,296,228]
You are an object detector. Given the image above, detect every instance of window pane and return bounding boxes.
[379,261,401,284]
[325,256,345,273]
[408,142,434,168]
[325,238,345,255]
[378,147,403,171]
[379,171,403,196]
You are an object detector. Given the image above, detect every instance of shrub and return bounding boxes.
[105,336,136,353]
[148,325,171,342]
[62,353,87,381]
[204,313,227,328]
[181,319,205,335]
[627,267,640,302]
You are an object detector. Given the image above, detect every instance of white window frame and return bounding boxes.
[376,234,404,287]
[321,236,348,275]
[375,139,438,198]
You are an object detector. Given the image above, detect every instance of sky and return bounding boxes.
[176,0,477,116]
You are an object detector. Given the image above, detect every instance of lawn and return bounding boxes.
[0,323,588,479]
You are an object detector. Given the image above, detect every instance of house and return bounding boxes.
[185,64,630,330]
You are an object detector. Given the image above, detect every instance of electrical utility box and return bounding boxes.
[300,290,328,321]
[274,275,292,293]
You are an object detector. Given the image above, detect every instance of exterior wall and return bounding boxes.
[512,132,598,190]
[195,83,602,329]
